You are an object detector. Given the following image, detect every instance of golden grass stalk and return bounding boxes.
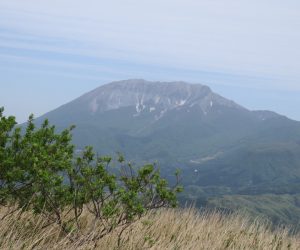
[0,206,299,249]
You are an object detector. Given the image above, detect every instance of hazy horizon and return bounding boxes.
[1,0,300,122]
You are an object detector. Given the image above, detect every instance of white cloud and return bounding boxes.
[1,0,300,89]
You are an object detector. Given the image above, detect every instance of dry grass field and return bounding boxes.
[0,206,299,250]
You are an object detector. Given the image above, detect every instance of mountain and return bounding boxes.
[36,79,300,226]
[38,79,300,184]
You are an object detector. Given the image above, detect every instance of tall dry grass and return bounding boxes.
[0,206,299,250]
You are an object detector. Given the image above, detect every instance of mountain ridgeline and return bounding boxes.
[37,79,300,227]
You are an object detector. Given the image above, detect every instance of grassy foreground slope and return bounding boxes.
[0,207,299,250]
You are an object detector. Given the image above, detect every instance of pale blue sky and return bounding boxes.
[1,0,300,122]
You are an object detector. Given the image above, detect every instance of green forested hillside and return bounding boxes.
[207,194,300,230]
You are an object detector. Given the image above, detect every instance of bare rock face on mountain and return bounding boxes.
[81,79,244,116]
[37,79,300,189]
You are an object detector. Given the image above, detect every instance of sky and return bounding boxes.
[0,0,300,123]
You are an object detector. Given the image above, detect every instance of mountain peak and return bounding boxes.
[78,79,243,116]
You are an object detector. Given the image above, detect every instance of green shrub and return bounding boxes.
[0,107,182,239]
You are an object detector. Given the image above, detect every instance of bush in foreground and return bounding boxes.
[0,107,182,242]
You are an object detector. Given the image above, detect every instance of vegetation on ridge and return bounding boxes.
[1,106,300,249]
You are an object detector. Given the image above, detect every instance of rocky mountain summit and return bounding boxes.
[80,79,244,117]
[48,79,276,127]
